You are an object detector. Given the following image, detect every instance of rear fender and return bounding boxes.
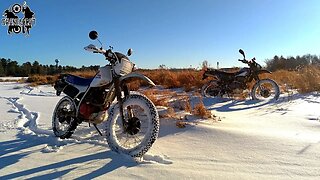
[203,71,219,80]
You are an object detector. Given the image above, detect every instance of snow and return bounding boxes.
[1,82,320,179]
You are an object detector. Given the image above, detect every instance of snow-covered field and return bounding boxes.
[1,81,320,179]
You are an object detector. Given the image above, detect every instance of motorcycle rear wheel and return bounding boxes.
[201,81,221,98]
[105,93,159,157]
[52,96,79,139]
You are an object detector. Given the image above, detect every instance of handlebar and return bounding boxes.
[238,59,248,64]
[84,44,117,63]
[238,57,261,70]
[238,58,256,64]
[84,44,106,53]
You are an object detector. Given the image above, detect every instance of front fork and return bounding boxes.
[114,79,134,132]
[254,76,265,93]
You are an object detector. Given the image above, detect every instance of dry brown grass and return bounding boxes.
[69,70,96,78]
[264,66,320,93]
[142,89,172,107]
[139,69,205,91]
[0,78,25,83]
[183,98,192,113]
[26,65,320,93]
[142,87,213,120]
[26,70,96,86]
[176,121,187,128]
[292,66,320,93]
[26,75,58,86]
[193,100,212,119]
[139,67,320,94]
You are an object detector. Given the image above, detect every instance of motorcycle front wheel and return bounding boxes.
[105,93,159,157]
[201,81,221,98]
[251,79,280,100]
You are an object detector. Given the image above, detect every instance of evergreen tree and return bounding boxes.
[0,63,5,76]
[6,60,19,76]
[21,62,32,76]
[31,61,40,74]
[1,58,7,75]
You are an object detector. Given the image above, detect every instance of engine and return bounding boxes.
[79,86,109,124]
[229,80,246,94]
[84,86,108,106]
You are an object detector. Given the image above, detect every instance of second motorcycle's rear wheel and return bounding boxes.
[201,81,221,98]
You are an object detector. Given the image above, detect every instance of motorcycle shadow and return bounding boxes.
[204,97,275,112]
[0,131,138,180]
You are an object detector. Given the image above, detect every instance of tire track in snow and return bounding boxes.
[20,85,56,97]
[2,95,75,152]
[6,97,52,135]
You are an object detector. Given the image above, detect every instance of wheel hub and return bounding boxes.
[207,86,220,96]
[260,89,270,98]
[126,117,141,135]
[57,108,74,124]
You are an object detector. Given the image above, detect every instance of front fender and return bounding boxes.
[119,72,156,87]
[257,70,272,74]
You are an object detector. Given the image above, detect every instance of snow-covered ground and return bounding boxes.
[1,82,320,179]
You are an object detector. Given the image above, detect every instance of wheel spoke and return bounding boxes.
[133,135,142,145]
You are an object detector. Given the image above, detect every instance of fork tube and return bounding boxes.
[254,75,263,91]
[114,78,127,130]
[122,83,134,118]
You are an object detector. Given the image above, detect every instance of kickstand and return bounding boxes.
[93,123,103,136]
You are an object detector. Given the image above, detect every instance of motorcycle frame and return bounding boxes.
[72,64,131,128]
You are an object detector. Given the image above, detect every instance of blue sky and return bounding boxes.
[1,0,320,69]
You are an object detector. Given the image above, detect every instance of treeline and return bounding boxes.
[2,54,320,77]
[265,54,320,72]
[0,58,99,77]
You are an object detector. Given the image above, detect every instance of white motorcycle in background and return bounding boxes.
[52,31,159,157]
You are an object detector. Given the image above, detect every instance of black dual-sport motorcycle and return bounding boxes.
[52,31,159,157]
[202,49,280,100]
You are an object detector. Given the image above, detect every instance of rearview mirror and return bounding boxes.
[239,49,245,58]
[89,31,98,40]
[127,48,133,56]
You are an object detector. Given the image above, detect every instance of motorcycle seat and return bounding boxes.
[64,74,94,86]
[207,69,237,76]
